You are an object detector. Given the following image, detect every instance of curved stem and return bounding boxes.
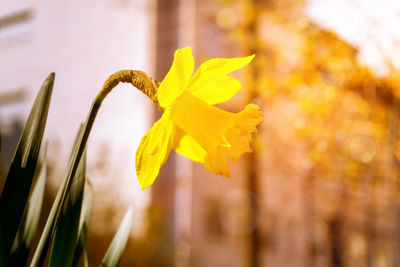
[48,70,159,264]
[68,69,160,210]
[71,69,160,197]
[99,70,162,111]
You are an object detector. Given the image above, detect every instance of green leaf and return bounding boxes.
[0,73,54,264]
[72,225,89,267]
[78,180,94,236]
[48,149,86,267]
[30,125,85,267]
[100,208,133,267]
[71,183,93,267]
[7,150,47,266]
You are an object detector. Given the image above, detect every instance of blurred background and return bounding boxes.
[1,0,400,266]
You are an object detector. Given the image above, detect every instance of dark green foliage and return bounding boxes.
[71,186,93,267]
[30,125,86,267]
[0,73,133,266]
[48,151,86,267]
[0,73,54,265]
[7,153,47,266]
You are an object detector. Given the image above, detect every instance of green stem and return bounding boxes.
[61,69,160,231]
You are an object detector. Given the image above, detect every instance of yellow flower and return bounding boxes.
[136,47,263,190]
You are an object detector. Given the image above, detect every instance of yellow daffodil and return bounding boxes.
[136,47,263,190]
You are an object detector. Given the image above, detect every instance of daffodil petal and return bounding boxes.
[172,124,206,163]
[135,111,173,190]
[186,55,254,104]
[158,47,194,107]
[192,55,255,78]
[187,76,241,105]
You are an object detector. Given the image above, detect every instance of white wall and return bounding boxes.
[0,0,155,235]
